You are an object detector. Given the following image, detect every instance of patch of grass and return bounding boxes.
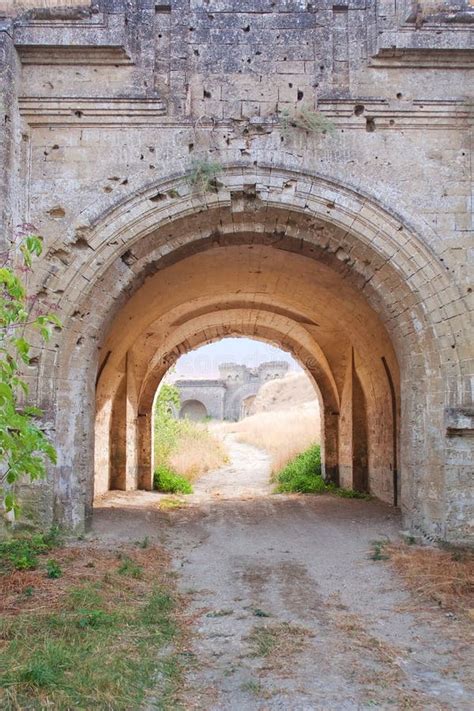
[153,465,193,494]
[386,541,474,617]
[154,384,228,484]
[247,622,310,666]
[241,679,263,695]
[159,497,188,511]
[18,640,71,688]
[206,609,233,618]
[253,608,271,617]
[76,609,115,629]
[275,444,371,499]
[117,555,143,578]
[46,559,62,579]
[370,540,390,561]
[66,583,103,610]
[0,526,62,573]
[275,444,324,493]
[330,487,372,500]
[249,626,279,656]
[224,401,320,475]
[0,545,185,710]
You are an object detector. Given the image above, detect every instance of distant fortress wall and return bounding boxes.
[175,361,289,421]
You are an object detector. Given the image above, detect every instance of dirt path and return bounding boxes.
[188,434,272,503]
[92,441,473,710]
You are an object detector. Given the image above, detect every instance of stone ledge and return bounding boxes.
[445,407,474,436]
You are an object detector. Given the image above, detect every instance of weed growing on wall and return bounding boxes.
[280,107,335,138]
[187,158,222,193]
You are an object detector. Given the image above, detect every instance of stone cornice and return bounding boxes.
[18,96,470,129]
[19,96,166,125]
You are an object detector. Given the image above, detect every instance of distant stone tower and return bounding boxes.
[175,361,289,422]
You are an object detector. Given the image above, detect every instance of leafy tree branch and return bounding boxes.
[1,228,61,517]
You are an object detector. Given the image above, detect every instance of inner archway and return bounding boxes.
[144,336,321,501]
[93,233,400,508]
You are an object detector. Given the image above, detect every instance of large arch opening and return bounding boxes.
[93,234,399,508]
[44,164,470,541]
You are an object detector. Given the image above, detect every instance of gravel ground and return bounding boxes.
[93,437,473,710]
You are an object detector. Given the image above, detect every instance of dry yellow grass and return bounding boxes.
[168,425,228,482]
[246,622,312,672]
[387,542,474,618]
[220,402,320,474]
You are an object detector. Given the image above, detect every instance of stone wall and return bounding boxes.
[175,361,289,421]
[0,1,472,542]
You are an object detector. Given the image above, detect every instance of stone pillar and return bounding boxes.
[337,348,369,492]
[110,377,127,490]
[108,353,139,491]
[137,413,153,491]
[352,371,368,492]
[94,398,113,496]
[338,353,354,489]
[124,352,139,490]
[322,409,339,485]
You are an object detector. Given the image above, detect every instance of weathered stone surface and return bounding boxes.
[0,1,472,543]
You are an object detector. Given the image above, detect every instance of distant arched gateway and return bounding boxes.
[175,361,289,422]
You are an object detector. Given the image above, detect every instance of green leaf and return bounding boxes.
[25,234,43,257]
[0,382,14,403]
[13,337,31,363]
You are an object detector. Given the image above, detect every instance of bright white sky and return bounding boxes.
[171,338,301,379]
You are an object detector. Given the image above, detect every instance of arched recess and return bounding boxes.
[34,162,471,541]
[179,400,208,421]
[240,395,256,420]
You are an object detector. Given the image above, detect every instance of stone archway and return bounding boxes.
[179,400,208,422]
[27,164,471,543]
[240,396,256,420]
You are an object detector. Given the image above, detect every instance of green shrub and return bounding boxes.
[117,555,143,579]
[153,466,192,494]
[46,559,62,579]
[276,444,324,493]
[0,527,62,572]
[276,445,373,498]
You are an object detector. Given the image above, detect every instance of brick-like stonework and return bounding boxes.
[175,361,289,421]
[0,1,472,543]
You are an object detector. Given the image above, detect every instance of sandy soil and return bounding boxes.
[92,438,473,710]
